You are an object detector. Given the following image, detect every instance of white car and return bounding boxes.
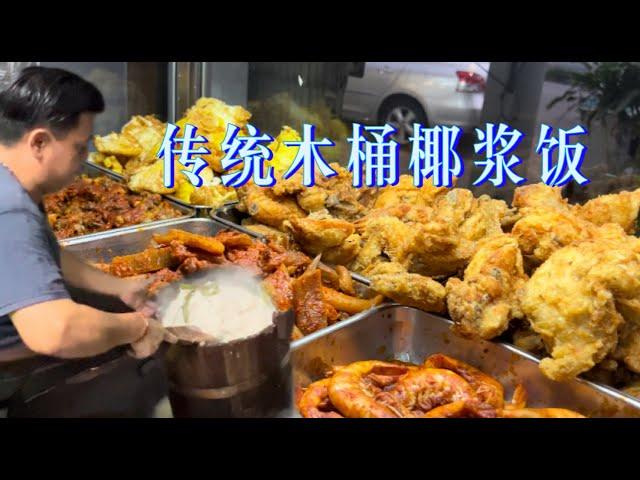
[341,62,490,144]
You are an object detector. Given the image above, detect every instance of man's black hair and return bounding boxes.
[0,66,104,145]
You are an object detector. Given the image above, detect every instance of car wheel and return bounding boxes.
[379,97,428,145]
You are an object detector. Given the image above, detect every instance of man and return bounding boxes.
[0,66,166,363]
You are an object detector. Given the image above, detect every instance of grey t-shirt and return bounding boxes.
[0,164,70,348]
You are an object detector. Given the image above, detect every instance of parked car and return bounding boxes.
[341,62,490,144]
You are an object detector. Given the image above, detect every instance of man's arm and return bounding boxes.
[60,249,141,298]
[10,298,147,358]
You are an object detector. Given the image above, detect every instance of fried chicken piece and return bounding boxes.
[522,238,640,381]
[296,188,329,213]
[403,190,512,278]
[430,189,513,242]
[271,162,368,219]
[576,187,640,234]
[283,217,355,256]
[511,183,632,267]
[368,263,446,313]
[406,221,475,278]
[321,233,362,266]
[321,163,365,216]
[272,169,306,197]
[353,187,512,279]
[511,209,593,268]
[237,182,306,229]
[459,196,514,241]
[240,221,297,250]
[446,234,528,339]
[353,204,433,233]
[432,188,476,222]
[351,216,414,274]
[512,183,569,213]
[372,174,453,209]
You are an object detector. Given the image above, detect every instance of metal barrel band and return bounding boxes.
[169,373,270,400]
[169,354,291,400]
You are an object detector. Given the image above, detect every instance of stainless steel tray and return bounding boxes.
[290,304,640,418]
[62,217,380,342]
[212,203,371,285]
[61,218,226,259]
[87,159,221,217]
[50,163,195,244]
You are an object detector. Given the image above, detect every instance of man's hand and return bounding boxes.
[128,317,178,359]
[119,276,157,317]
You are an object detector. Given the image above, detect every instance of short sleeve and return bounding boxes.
[0,209,70,317]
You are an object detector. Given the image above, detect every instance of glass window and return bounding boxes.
[39,62,168,136]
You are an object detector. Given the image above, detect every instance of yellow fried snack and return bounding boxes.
[269,126,301,173]
[102,155,124,174]
[120,115,165,160]
[183,97,251,132]
[188,181,237,207]
[128,160,177,195]
[94,132,142,157]
[174,180,196,203]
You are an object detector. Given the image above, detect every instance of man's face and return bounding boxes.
[40,112,95,193]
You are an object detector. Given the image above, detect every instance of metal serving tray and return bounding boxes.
[50,163,195,244]
[63,217,379,335]
[289,304,640,418]
[61,218,226,259]
[86,160,225,217]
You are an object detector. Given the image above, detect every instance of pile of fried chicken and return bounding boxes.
[297,353,585,418]
[236,172,640,390]
[96,229,382,340]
